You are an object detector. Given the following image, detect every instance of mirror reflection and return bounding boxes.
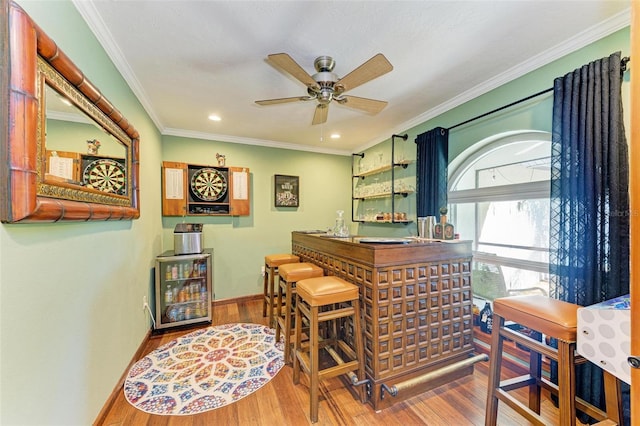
[2,1,140,223]
[45,84,128,195]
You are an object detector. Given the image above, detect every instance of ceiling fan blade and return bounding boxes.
[337,95,388,114]
[312,104,328,125]
[267,53,319,89]
[337,53,393,92]
[255,96,309,106]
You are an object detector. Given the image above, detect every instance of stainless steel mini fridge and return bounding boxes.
[154,248,213,330]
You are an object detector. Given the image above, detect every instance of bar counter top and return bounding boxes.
[291,231,475,410]
[293,231,472,267]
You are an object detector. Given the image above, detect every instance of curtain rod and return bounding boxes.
[446,87,553,132]
[446,56,630,132]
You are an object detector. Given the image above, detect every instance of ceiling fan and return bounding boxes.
[255,53,393,125]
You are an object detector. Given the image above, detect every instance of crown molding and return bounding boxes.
[71,0,165,133]
[71,1,630,155]
[379,7,632,150]
[162,128,352,156]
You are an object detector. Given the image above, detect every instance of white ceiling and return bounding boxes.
[72,0,630,155]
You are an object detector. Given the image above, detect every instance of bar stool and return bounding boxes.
[485,295,621,426]
[292,276,365,423]
[262,253,299,327]
[275,262,324,363]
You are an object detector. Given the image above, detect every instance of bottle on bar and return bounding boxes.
[433,206,455,240]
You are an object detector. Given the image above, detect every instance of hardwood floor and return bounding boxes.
[97,297,578,425]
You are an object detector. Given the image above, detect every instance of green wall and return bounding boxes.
[1,1,164,424]
[414,27,631,163]
[161,135,352,300]
[0,1,631,424]
[47,119,126,159]
[355,26,630,241]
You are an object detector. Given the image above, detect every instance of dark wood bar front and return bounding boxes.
[291,232,475,410]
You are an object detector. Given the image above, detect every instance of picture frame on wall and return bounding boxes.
[274,174,299,207]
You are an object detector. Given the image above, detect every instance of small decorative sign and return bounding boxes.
[274,174,299,207]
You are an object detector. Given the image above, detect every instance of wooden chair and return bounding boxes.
[262,253,299,327]
[275,262,323,363]
[485,295,622,426]
[292,276,365,423]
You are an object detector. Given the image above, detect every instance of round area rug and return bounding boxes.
[124,323,284,415]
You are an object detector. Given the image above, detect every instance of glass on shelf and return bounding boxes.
[352,139,414,225]
[394,180,407,193]
[366,208,375,221]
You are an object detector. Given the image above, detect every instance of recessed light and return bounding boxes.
[330,133,340,139]
[208,114,221,122]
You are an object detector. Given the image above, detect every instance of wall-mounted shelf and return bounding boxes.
[353,190,414,200]
[351,134,413,224]
[353,160,412,179]
[359,219,413,224]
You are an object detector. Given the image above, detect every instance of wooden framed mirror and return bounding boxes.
[0,0,140,223]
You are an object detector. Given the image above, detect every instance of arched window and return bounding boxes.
[448,131,551,300]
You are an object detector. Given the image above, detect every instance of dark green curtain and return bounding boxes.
[415,127,449,217]
[549,51,630,424]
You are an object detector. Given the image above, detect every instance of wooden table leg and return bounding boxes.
[603,371,622,424]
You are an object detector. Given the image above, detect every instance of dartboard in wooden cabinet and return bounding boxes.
[82,156,127,195]
[189,167,228,202]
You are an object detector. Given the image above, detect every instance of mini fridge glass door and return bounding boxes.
[154,249,212,329]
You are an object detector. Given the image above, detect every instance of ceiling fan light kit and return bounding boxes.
[256,53,393,125]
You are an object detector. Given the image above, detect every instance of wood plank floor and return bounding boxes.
[97,298,583,425]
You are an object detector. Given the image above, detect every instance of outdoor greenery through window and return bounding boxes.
[448,132,551,301]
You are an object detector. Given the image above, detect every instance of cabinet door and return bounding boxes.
[156,255,211,329]
[162,161,188,216]
[229,166,250,216]
[161,162,250,216]
[45,150,81,183]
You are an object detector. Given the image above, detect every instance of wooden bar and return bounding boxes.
[292,232,475,410]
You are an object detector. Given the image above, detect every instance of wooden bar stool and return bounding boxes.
[485,295,620,426]
[292,276,365,423]
[275,262,323,363]
[262,253,299,327]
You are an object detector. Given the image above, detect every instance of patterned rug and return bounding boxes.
[124,323,284,415]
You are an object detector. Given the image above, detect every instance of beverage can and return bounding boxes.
[171,265,178,280]
[167,306,178,322]
[164,284,173,304]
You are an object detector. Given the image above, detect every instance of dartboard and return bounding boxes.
[190,168,227,201]
[82,158,126,195]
